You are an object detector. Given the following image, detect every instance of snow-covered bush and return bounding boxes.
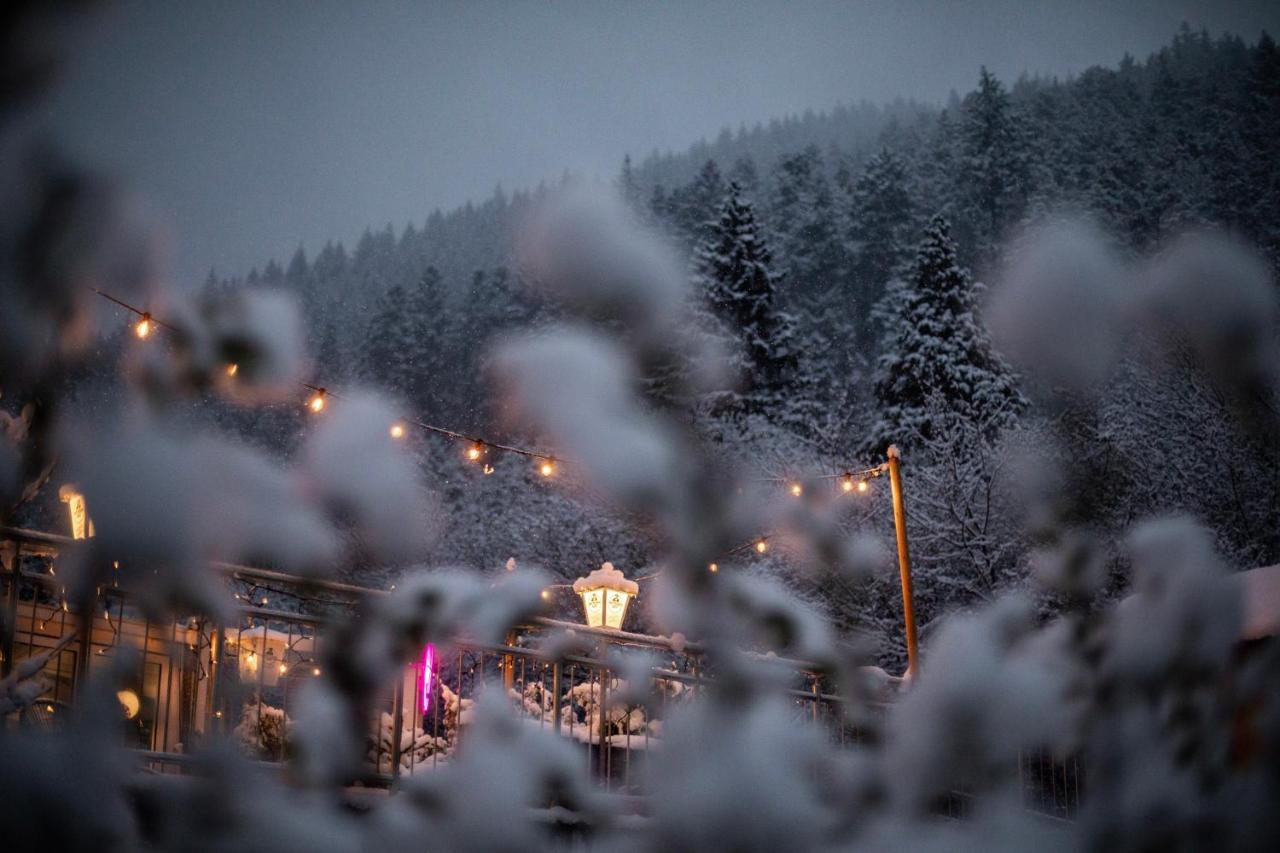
[3,16,1280,851]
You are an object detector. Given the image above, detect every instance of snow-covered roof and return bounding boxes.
[572,562,638,596]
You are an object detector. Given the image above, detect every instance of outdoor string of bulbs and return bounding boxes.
[94,287,889,580]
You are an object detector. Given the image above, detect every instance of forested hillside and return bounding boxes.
[126,26,1278,666]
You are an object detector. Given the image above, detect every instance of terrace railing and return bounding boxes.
[1,525,1079,817]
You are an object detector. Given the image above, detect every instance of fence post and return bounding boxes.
[887,445,920,680]
[502,629,516,692]
[390,669,405,782]
[1,540,18,678]
[551,660,562,734]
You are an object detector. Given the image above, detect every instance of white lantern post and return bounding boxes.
[572,562,638,630]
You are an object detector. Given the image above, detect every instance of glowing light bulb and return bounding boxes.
[754,539,769,554]
[841,475,855,493]
[539,459,556,478]
[225,363,238,377]
[135,314,152,338]
[857,479,869,493]
[390,422,406,439]
[540,589,551,601]
[308,389,327,412]
[708,562,719,573]
[279,663,288,674]
[313,667,321,676]
[789,483,803,497]
[466,442,484,461]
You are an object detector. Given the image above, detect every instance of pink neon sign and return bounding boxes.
[419,643,436,714]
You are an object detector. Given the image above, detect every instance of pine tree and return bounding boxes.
[867,215,1024,454]
[618,154,644,214]
[768,145,845,308]
[694,182,797,414]
[957,68,1030,257]
[666,160,726,247]
[357,267,451,415]
[847,148,914,346]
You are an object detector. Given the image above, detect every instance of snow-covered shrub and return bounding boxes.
[232,700,290,759]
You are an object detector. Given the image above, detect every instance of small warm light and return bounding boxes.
[279,663,288,675]
[540,589,551,601]
[214,710,223,719]
[59,484,94,540]
[572,562,638,630]
[117,689,141,720]
[313,667,321,676]
[539,458,556,478]
[134,314,152,339]
[857,479,869,493]
[482,464,495,475]
[841,475,855,493]
[789,483,803,497]
[307,388,327,412]
[754,539,769,554]
[390,422,406,439]
[466,442,484,461]
[708,562,719,573]
[225,363,239,377]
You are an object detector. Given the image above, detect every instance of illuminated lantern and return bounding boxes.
[58,485,94,540]
[134,313,152,339]
[116,689,140,719]
[307,388,327,413]
[571,562,638,630]
[538,458,556,478]
[420,643,436,714]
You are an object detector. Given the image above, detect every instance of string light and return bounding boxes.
[857,479,869,493]
[789,482,803,497]
[708,562,718,573]
[389,422,406,439]
[754,539,769,554]
[466,442,485,461]
[539,458,556,478]
[312,667,321,676]
[225,363,238,377]
[134,313,152,339]
[841,474,855,493]
[482,464,495,475]
[541,589,551,601]
[307,388,327,413]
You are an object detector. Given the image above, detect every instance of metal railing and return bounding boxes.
[1,525,1080,815]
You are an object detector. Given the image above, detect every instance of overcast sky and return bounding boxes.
[43,0,1280,283]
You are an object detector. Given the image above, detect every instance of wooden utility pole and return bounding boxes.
[886,445,919,680]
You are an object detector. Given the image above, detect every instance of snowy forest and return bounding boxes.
[4,5,1280,851]
[48,26,1273,668]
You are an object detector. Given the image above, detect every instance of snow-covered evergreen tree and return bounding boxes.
[956,68,1031,258]
[358,266,451,415]
[867,215,1025,454]
[768,145,845,307]
[694,181,798,416]
[661,159,726,248]
[846,148,914,346]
